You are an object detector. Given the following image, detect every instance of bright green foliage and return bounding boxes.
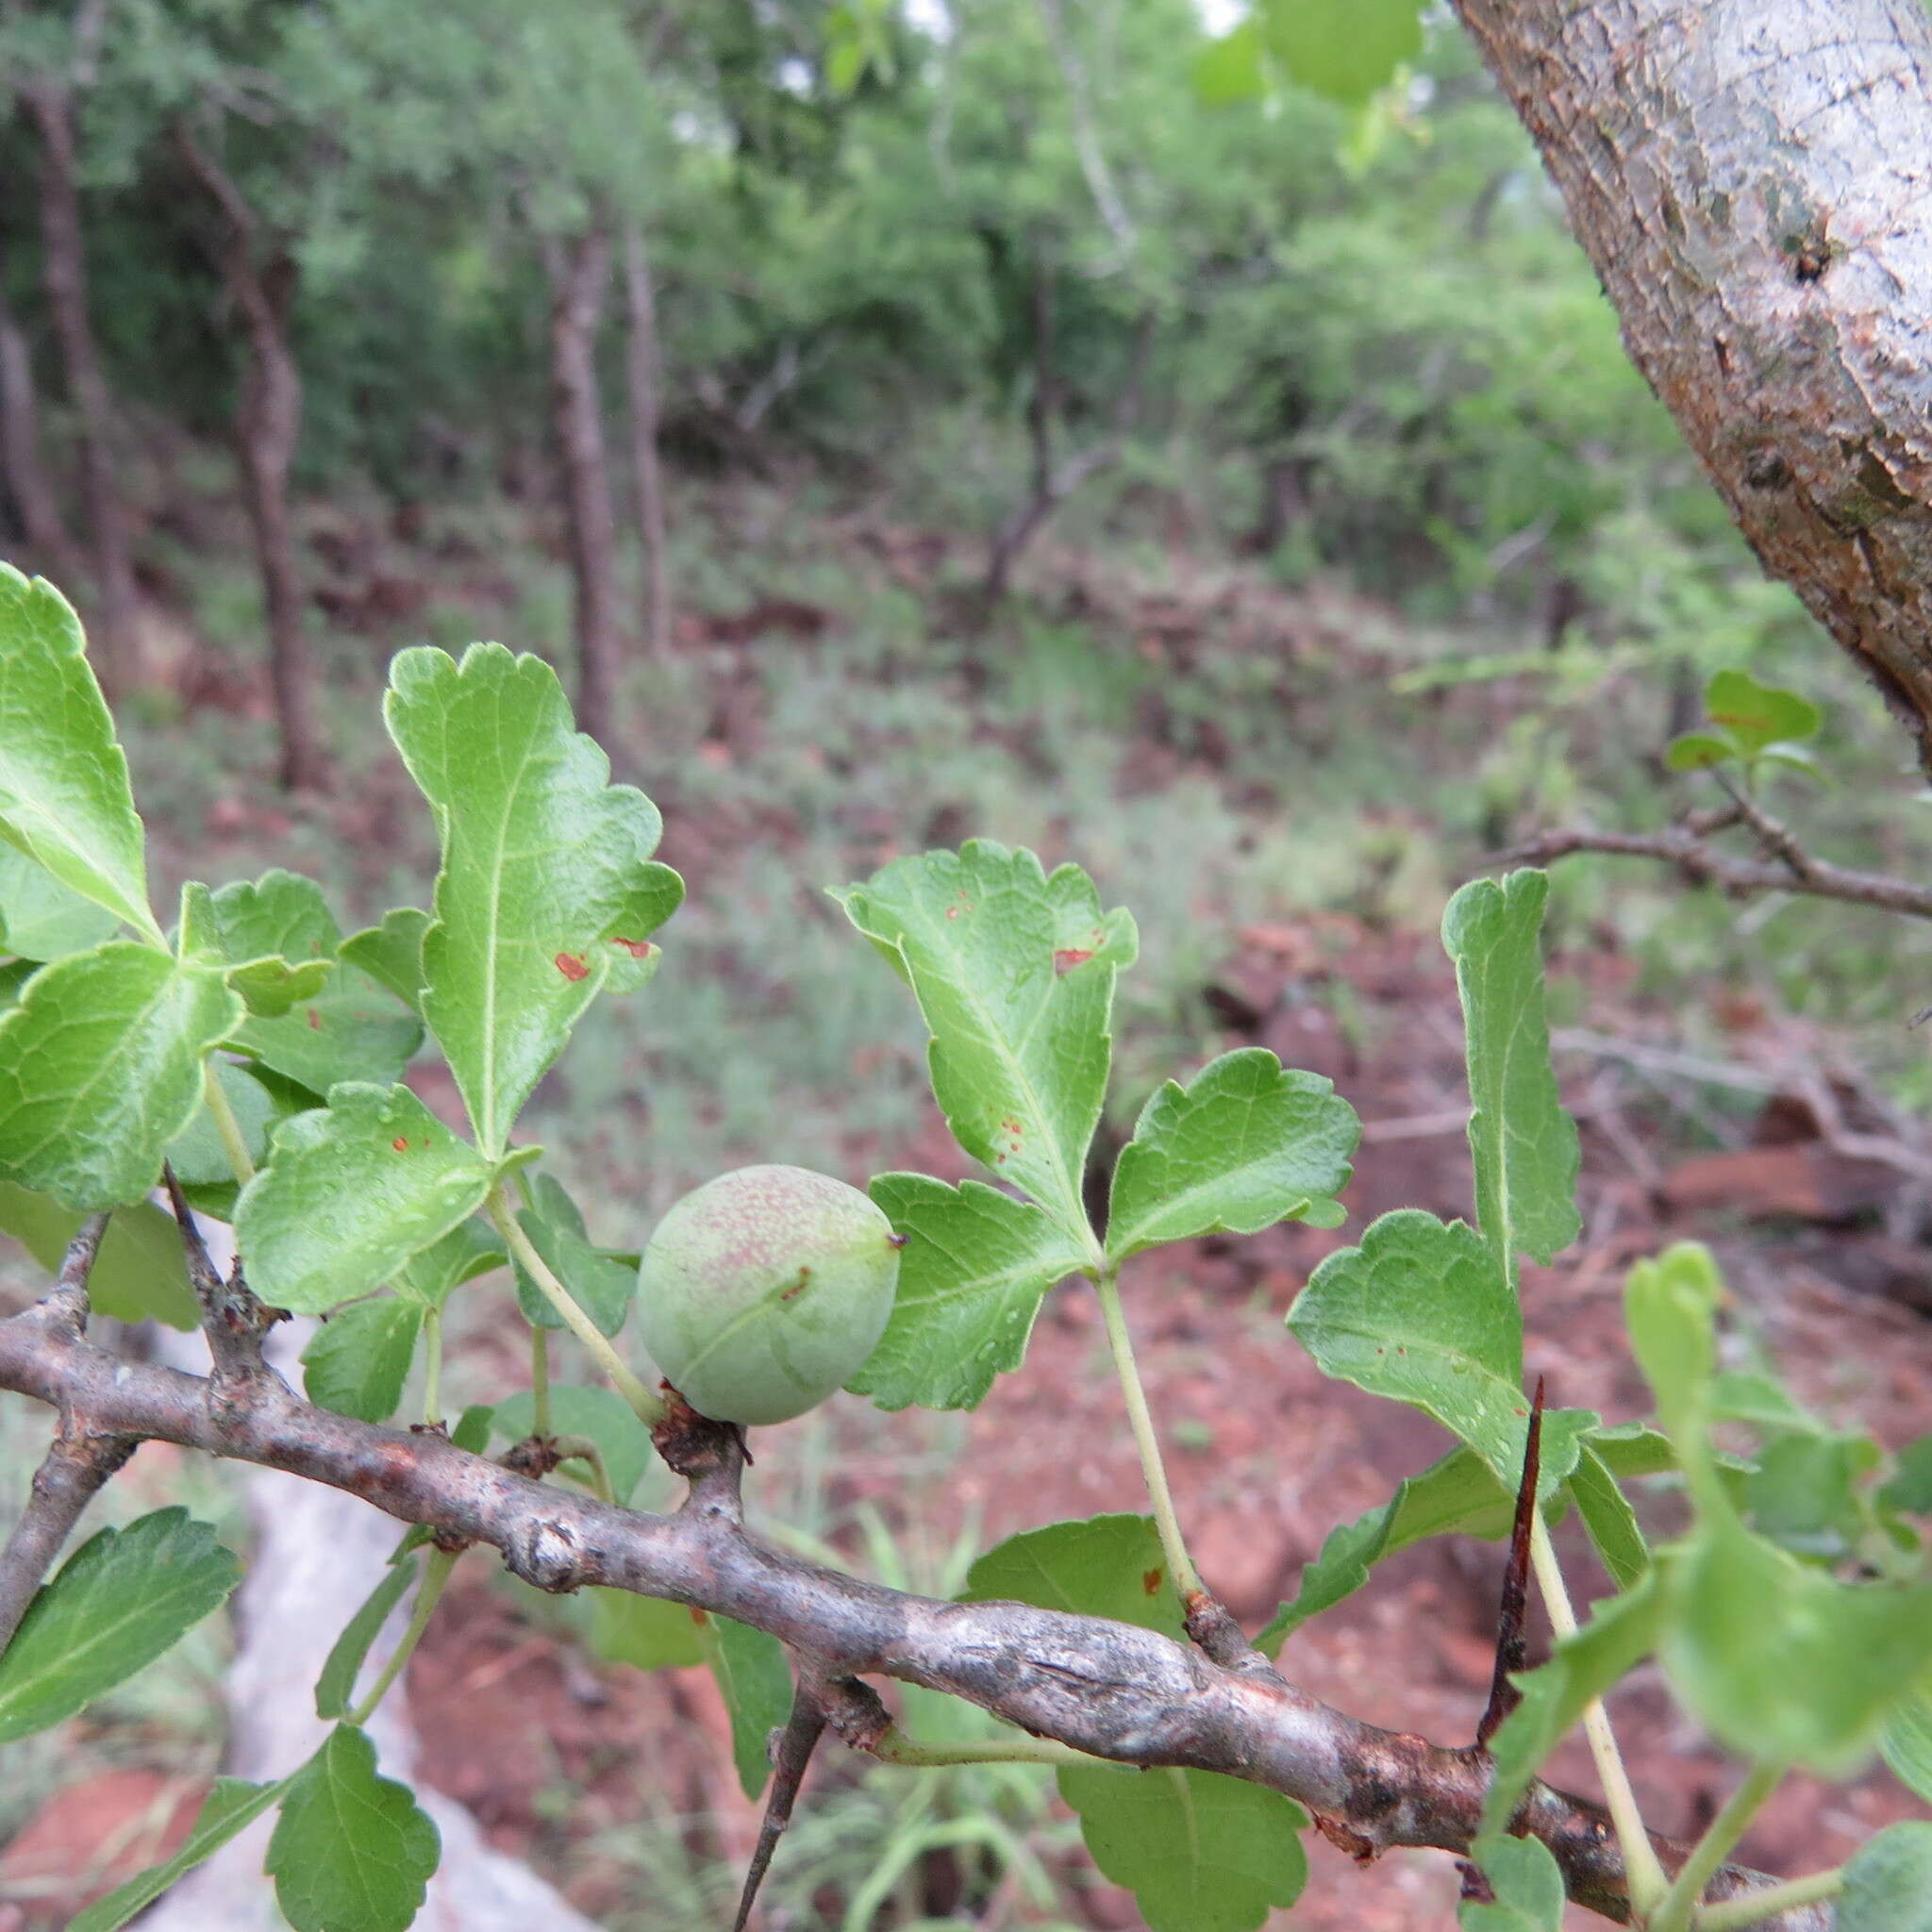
[1882,1436,1932,1515]
[1838,1822,1932,1930]
[1459,1833,1565,1930]
[492,1383,651,1504]
[1624,1242,1724,1446]
[590,1590,706,1670]
[0,944,241,1208]
[315,1560,418,1719]
[266,1724,441,1932]
[303,1297,424,1423]
[511,1173,637,1337]
[1258,0,1421,107]
[699,1612,793,1800]
[394,1217,504,1308]
[0,845,117,960]
[0,1185,197,1328]
[383,645,682,1157]
[1105,1047,1357,1260]
[69,1778,289,1932]
[837,841,1133,1245]
[166,1061,295,1192]
[1567,1442,1650,1587]
[1666,668,1824,780]
[339,908,432,1017]
[961,1514,1182,1636]
[1441,871,1580,1272]
[235,1083,498,1313]
[1883,1685,1932,1804]
[0,567,158,942]
[0,1508,242,1742]
[850,1174,1088,1411]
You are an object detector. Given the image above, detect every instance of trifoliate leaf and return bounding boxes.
[1260,0,1420,106]
[315,1559,418,1720]
[383,645,682,1157]
[1459,1833,1565,1930]
[698,1612,791,1799]
[849,1173,1088,1411]
[0,943,241,1208]
[0,844,117,960]
[339,908,431,1017]
[68,1777,288,1932]
[492,1383,651,1504]
[1441,872,1580,1273]
[837,841,1130,1245]
[1704,668,1823,754]
[1106,1047,1357,1262]
[1840,1822,1932,1930]
[509,1172,635,1336]
[590,1590,706,1670]
[266,1724,441,1932]
[0,1508,242,1741]
[0,1184,197,1328]
[0,566,158,941]
[234,1082,494,1313]
[303,1295,424,1423]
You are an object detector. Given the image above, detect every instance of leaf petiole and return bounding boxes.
[1651,1758,1786,1932]
[346,1544,458,1726]
[869,1724,1095,1770]
[1692,1867,1844,1931]
[420,1307,442,1429]
[202,1058,257,1185]
[530,1327,553,1438]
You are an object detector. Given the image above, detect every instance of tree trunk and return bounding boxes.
[176,125,325,793]
[542,228,622,741]
[0,268,83,579]
[1453,0,1932,767]
[21,79,137,692]
[621,220,672,659]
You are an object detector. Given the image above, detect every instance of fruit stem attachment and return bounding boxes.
[869,1725,1095,1770]
[1651,1759,1786,1932]
[530,1328,553,1438]
[348,1545,458,1725]
[1093,1267,1203,1604]
[203,1057,256,1185]
[486,1183,662,1424]
[1693,1868,1844,1931]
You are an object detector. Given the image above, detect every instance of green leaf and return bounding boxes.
[0,844,118,960]
[449,1403,493,1455]
[0,566,157,941]
[1704,668,1823,754]
[68,1776,288,1932]
[1709,1369,1816,1431]
[1459,1833,1565,1930]
[303,1296,424,1423]
[0,943,241,1208]
[961,1513,1182,1638]
[383,644,682,1157]
[1193,19,1267,106]
[234,1083,494,1314]
[590,1590,706,1670]
[1057,1764,1307,1932]
[1287,1209,1593,1489]
[395,1215,505,1308]
[164,1058,294,1190]
[1105,1048,1357,1262]
[849,1173,1088,1411]
[1882,1682,1932,1804]
[339,908,431,1017]
[699,1613,792,1799]
[1881,1435,1932,1516]
[0,1184,197,1328]
[1441,871,1580,1272]
[1838,1821,1932,1930]
[1742,1428,1880,1560]
[492,1383,651,1504]
[1259,0,1421,106]
[315,1559,418,1720]
[1567,1442,1649,1588]
[837,841,1132,1242]
[510,1173,636,1336]
[1625,1242,1723,1446]
[1482,1570,1665,1836]
[1665,730,1739,773]
[266,1724,441,1932]
[0,1507,242,1741]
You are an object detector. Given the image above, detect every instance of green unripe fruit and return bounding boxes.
[635,1165,902,1426]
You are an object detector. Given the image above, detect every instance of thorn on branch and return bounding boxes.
[162,1163,278,1374]
[1477,1374,1545,1750]
[40,1211,110,1332]
[0,1426,137,1655]
[732,1675,830,1932]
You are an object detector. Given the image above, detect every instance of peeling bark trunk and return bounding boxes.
[176,125,324,794]
[543,228,622,740]
[622,220,673,659]
[22,78,137,691]
[0,268,83,579]
[1453,0,1932,766]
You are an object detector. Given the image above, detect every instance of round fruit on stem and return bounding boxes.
[635,1165,902,1426]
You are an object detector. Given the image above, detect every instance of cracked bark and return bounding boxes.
[1453,0,1932,766]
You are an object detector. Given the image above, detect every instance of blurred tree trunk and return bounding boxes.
[0,257,83,580]
[1454,0,1932,768]
[20,78,137,691]
[542,227,622,741]
[622,220,672,660]
[176,125,324,793]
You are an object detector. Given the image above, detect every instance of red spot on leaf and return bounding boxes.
[555,952,590,982]
[1054,947,1094,974]
[1142,1567,1163,1595]
[306,1008,321,1030]
[691,1607,708,1625]
[945,906,961,919]
[610,936,655,958]
[391,1137,408,1152]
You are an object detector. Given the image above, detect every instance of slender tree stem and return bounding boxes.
[203,1058,256,1184]
[530,1327,553,1438]
[487,1184,660,1421]
[1093,1269,1202,1602]
[1529,1513,1669,1915]
[0,1431,129,1654]
[420,1307,442,1429]
[1653,1761,1786,1932]
[870,1725,1092,1770]
[1694,1870,1844,1931]
[347,1544,458,1726]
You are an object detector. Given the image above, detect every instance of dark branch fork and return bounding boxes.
[0,1300,1830,1929]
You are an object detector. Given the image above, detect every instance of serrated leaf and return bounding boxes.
[492,1383,650,1504]
[0,566,158,941]
[266,1724,441,1932]
[837,841,1129,1243]
[849,1173,1087,1411]
[0,943,241,1208]
[1882,1683,1932,1803]
[225,953,334,1019]
[339,908,431,1017]
[699,1612,792,1799]
[0,1507,242,1741]
[510,1173,636,1336]
[1442,872,1580,1273]
[961,1514,1183,1636]
[1460,1833,1565,1930]
[164,1058,294,1189]
[1287,1209,1593,1489]
[303,1296,424,1423]
[68,1776,288,1932]
[1567,1442,1649,1588]
[0,844,117,960]
[1840,1822,1932,1930]
[315,1558,418,1720]
[1107,1047,1357,1262]
[383,645,682,1157]
[590,1590,706,1670]
[235,1082,494,1314]
[0,1184,197,1328]
[394,1215,505,1308]
[1665,730,1738,772]
[1705,668,1823,754]
[1259,0,1420,106]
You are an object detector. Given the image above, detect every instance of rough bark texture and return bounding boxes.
[1453,0,1932,766]
[622,220,673,659]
